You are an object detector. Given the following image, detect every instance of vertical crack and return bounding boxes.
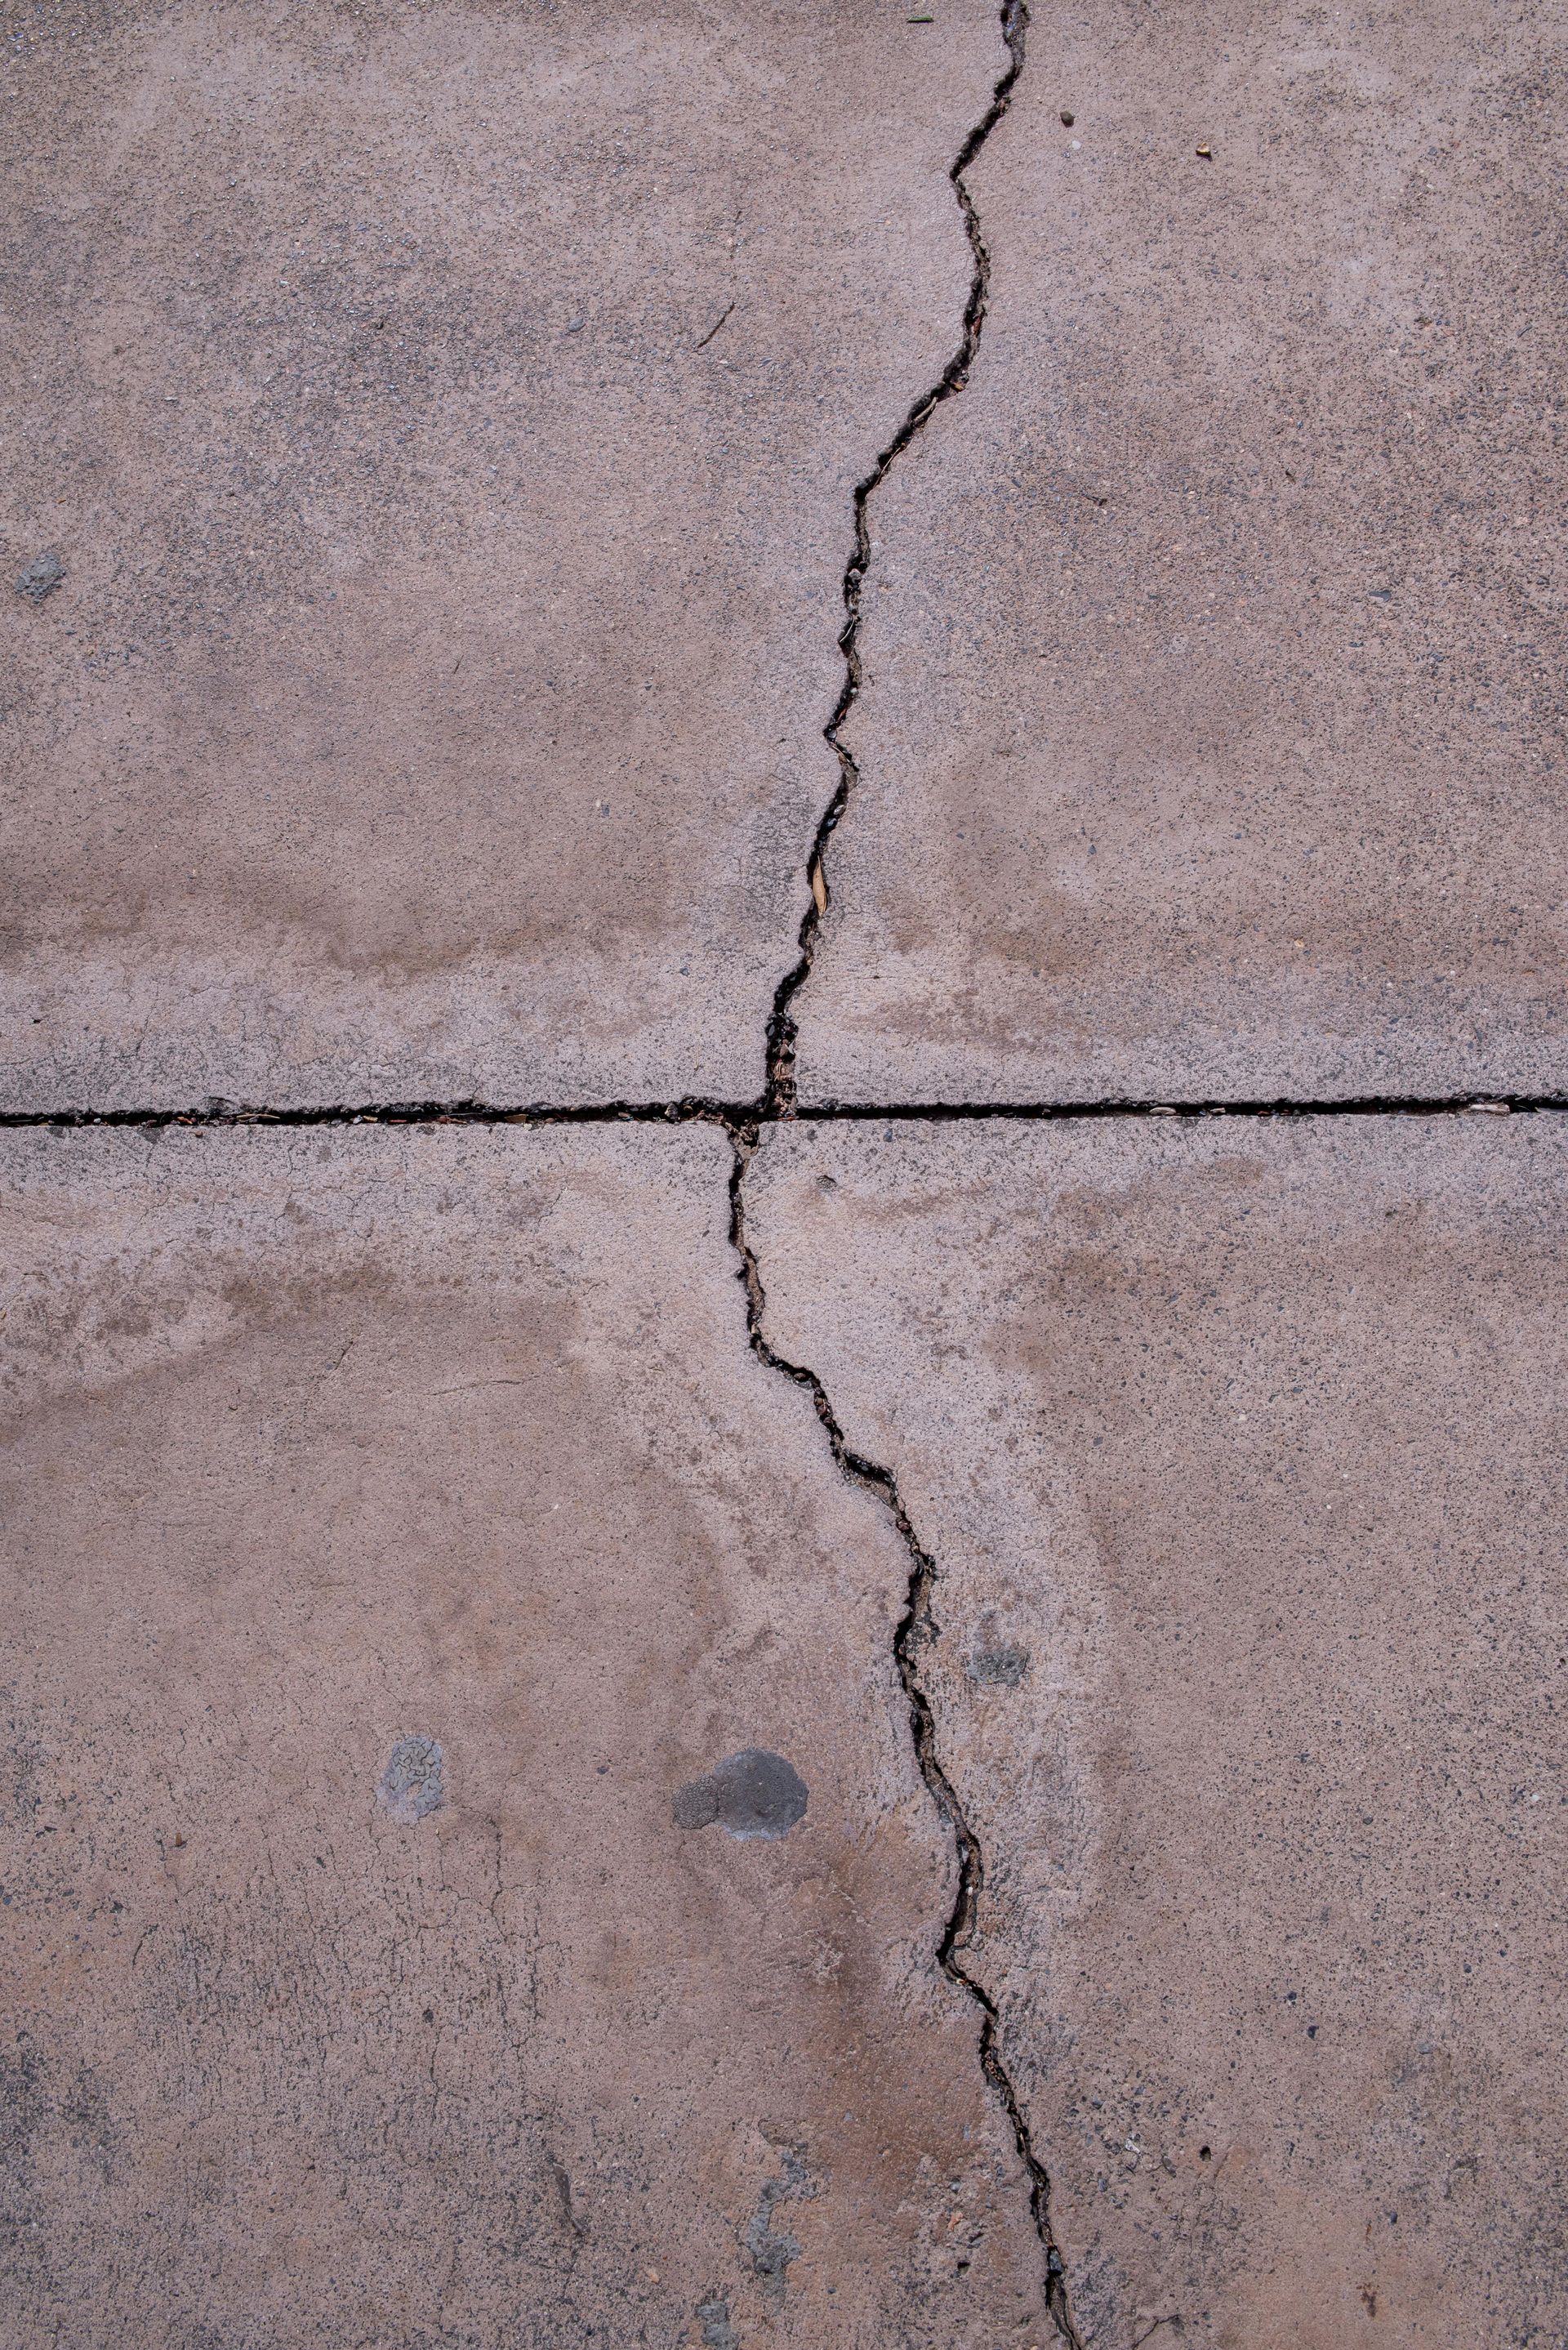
[737,5,1078,2327]
[764,0,1031,1116]
[727,1127,1082,2346]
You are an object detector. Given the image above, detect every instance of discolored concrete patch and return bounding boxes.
[695,2294,742,2349]
[376,1733,445,1825]
[674,1747,809,1839]
[0,1124,1049,2346]
[0,0,1004,1110]
[745,2138,813,2299]
[751,1114,1568,2348]
[797,0,1568,1104]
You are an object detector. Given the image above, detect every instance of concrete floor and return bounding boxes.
[2,4,1564,2346]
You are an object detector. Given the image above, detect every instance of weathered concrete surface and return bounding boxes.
[797,1,1568,1104]
[0,0,1004,1112]
[751,1114,1568,2347]
[0,1124,1050,2347]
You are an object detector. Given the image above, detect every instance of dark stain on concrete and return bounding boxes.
[376,1734,444,1824]
[672,1748,808,1840]
[744,2142,811,2300]
[694,2295,740,2348]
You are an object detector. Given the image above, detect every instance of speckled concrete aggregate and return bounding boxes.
[3,3,1565,2344]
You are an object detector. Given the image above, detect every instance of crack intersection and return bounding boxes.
[738,7,1083,2335]
[7,3,1539,2339]
[2,1092,1555,1129]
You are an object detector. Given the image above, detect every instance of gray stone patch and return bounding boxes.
[673,1748,808,1840]
[694,2297,739,2349]
[744,2143,812,2302]
[376,1734,444,1823]
[966,1638,1031,1688]
[15,550,64,603]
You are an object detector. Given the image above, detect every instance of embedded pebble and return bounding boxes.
[967,1639,1031,1688]
[16,550,64,602]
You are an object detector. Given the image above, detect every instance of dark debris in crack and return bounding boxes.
[761,0,1031,1119]
[2,1094,1558,1130]
[791,1092,1557,1121]
[0,1097,732,1130]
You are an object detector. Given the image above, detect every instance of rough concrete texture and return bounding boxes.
[796,0,1568,1104]
[6,2,1564,2342]
[0,0,1004,1111]
[750,1114,1568,2347]
[0,1123,1050,2347]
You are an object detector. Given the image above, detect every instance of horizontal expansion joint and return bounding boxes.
[2,1096,1556,1130]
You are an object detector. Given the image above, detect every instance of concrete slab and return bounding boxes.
[0,0,1004,1111]
[750,1113,1568,2346]
[0,1122,1049,2345]
[795,2,1568,1104]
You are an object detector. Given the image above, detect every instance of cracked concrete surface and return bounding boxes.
[750,1116,1568,2345]
[765,0,1028,1114]
[1,1124,1048,2347]
[4,1,1566,2343]
[1,0,1000,1111]
[731,1115,1082,2339]
[795,0,1568,1104]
